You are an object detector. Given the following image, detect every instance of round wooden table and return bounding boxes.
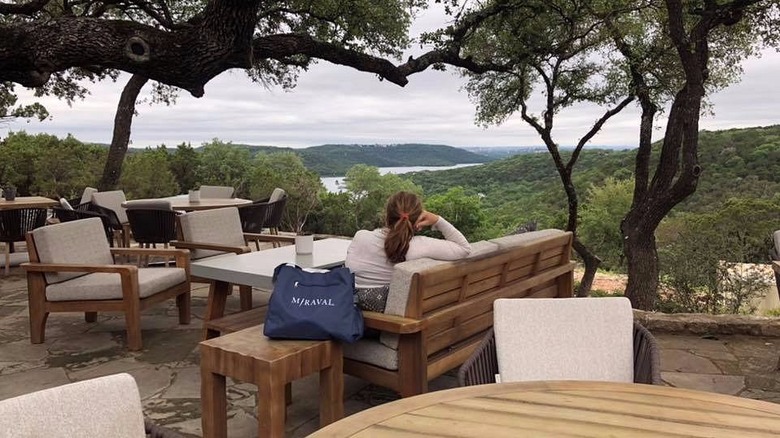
[311,381,780,437]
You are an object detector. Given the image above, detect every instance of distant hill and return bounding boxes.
[196,143,492,176]
[407,125,780,223]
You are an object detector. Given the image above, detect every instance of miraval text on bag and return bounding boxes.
[291,297,336,307]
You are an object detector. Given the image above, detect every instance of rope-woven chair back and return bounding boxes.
[127,209,177,245]
[264,194,288,229]
[0,208,47,243]
[238,202,273,234]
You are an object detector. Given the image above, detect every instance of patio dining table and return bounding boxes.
[121,195,252,211]
[311,380,780,437]
[0,196,58,210]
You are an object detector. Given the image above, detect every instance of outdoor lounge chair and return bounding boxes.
[23,217,191,351]
[90,190,131,247]
[458,297,661,386]
[171,207,255,312]
[0,373,183,438]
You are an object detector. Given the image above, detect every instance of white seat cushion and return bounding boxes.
[46,267,186,301]
[493,297,634,383]
[177,207,246,260]
[343,338,399,370]
[0,373,146,438]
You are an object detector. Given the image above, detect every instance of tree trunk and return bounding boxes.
[622,217,660,309]
[573,238,600,297]
[98,74,148,190]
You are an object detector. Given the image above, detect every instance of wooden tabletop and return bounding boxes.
[311,380,780,437]
[0,196,58,210]
[121,196,252,211]
[169,197,251,211]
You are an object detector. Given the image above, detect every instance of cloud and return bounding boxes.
[3,11,779,150]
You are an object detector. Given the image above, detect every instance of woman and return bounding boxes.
[345,191,471,312]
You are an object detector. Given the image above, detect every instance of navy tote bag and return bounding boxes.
[264,264,364,343]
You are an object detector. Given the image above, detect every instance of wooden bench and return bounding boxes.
[342,230,575,397]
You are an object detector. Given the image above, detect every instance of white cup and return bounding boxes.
[295,234,314,255]
[188,190,201,202]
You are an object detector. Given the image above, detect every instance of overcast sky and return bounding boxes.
[3,7,780,149]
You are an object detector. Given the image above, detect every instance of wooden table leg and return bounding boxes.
[239,284,253,311]
[201,350,228,438]
[319,342,344,427]
[203,280,231,339]
[258,370,286,438]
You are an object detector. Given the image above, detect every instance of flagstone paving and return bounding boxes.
[1,266,778,437]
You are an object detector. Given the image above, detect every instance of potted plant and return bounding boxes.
[2,184,16,201]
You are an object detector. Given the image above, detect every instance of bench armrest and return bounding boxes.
[362,311,426,334]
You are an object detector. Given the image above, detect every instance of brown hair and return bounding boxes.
[384,191,423,263]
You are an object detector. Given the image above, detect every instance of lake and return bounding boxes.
[321,163,482,193]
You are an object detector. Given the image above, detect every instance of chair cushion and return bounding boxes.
[343,338,399,370]
[488,228,565,250]
[123,200,172,211]
[493,297,634,383]
[774,230,780,256]
[79,187,98,205]
[91,190,128,224]
[177,207,246,260]
[31,217,114,285]
[269,187,286,202]
[46,267,186,301]
[59,198,74,210]
[0,373,146,438]
[199,185,235,198]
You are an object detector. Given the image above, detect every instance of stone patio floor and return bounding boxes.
[1,265,779,437]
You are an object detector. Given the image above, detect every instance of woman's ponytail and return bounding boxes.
[383,192,423,263]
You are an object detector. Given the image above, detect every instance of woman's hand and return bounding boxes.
[415,210,440,230]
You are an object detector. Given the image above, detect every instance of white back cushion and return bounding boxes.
[269,187,286,202]
[59,198,74,210]
[177,207,245,260]
[79,186,98,205]
[199,185,235,198]
[493,297,634,383]
[91,190,128,223]
[774,230,780,255]
[31,217,114,284]
[0,373,145,438]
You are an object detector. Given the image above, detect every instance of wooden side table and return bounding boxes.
[200,325,343,438]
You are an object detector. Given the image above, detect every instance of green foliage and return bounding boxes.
[119,147,179,199]
[579,177,635,271]
[344,164,421,231]
[0,131,104,197]
[656,198,780,314]
[197,139,252,197]
[309,192,358,237]
[168,142,200,192]
[424,187,487,242]
[766,308,780,317]
[248,152,323,233]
